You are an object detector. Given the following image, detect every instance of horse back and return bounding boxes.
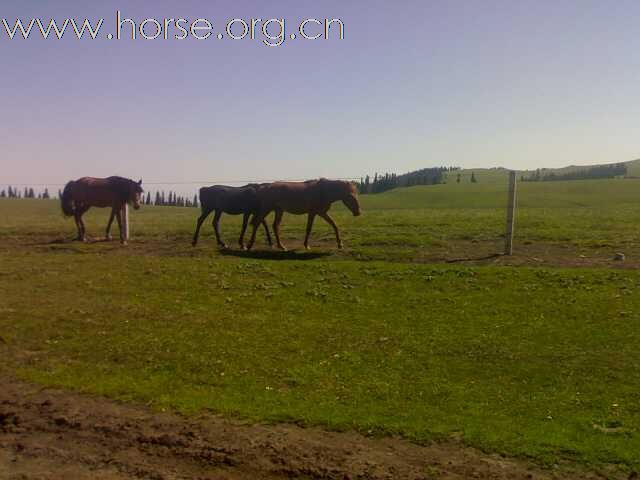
[199,185,260,214]
[256,181,323,214]
[71,177,123,207]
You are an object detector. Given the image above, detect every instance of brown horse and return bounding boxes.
[60,176,143,244]
[246,179,361,251]
[192,184,272,249]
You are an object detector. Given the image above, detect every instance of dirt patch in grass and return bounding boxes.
[438,241,640,269]
[5,233,640,270]
[0,377,628,480]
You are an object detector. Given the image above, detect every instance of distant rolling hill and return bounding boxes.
[361,178,640,210]
[442,158,640,185]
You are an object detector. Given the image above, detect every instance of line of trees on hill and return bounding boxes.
[1,187,200,208]
[1,187,51,199]
[522,163,627,182]
[145,191,199,208]
[358,166,460,194]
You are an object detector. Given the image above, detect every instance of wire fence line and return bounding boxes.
[2,176,363,188]
[1,177,364,204]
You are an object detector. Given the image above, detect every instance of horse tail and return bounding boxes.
[60,181,75,217]
[198,187,209,213]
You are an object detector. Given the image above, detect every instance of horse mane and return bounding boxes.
[108,176,139,202]
[315,178,356,194]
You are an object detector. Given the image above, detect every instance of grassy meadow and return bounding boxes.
[1,177,640,472]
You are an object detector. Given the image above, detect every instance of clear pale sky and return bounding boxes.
[2,0,639,187]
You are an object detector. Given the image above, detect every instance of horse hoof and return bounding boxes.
[278,246,288,252]
[191,241,197,247]
[304,245,311,251]
[338,243,344,249]
[121,241,128,246]
[219,244,229,250]
[105,235,113,241]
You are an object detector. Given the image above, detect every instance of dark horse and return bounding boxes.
[60,176,143,244]
[246,179,361,251]
[192,184,272,250]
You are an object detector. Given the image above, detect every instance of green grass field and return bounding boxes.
[2,178,640,472]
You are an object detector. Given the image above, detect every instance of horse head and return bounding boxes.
[130,179,144,209]
[341,181,361,217]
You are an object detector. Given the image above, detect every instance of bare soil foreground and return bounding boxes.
[0,378,628,480]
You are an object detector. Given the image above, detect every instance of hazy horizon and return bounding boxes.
[2,0,639,186]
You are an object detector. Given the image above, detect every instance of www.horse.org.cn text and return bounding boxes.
[1,12,345,47]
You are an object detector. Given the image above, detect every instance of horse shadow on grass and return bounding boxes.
[219,248,331,261]
[28,237,116,247]
[26,237,127,256]
[446,253,504,264]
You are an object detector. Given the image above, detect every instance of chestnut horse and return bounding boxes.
[192,184,272,250]
[246,179,361,251]
[60,176,143,244]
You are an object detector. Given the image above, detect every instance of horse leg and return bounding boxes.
[238,213,250,250]
[192,208,212,247]
[212,210,227,249]
[74,206,88,242]
[273,209,286,251]
[73,213,83,241]
[246,212,266,251]
[303,213,316,250]
[79,212,87,241]
[319,212,343,249]
[262,216,273,246]
[105,208,116,241]
[115,210,126,245]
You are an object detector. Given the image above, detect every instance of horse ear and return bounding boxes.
[138,179,142,185]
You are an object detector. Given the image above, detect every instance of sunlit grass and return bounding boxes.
[1,178,640,471]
